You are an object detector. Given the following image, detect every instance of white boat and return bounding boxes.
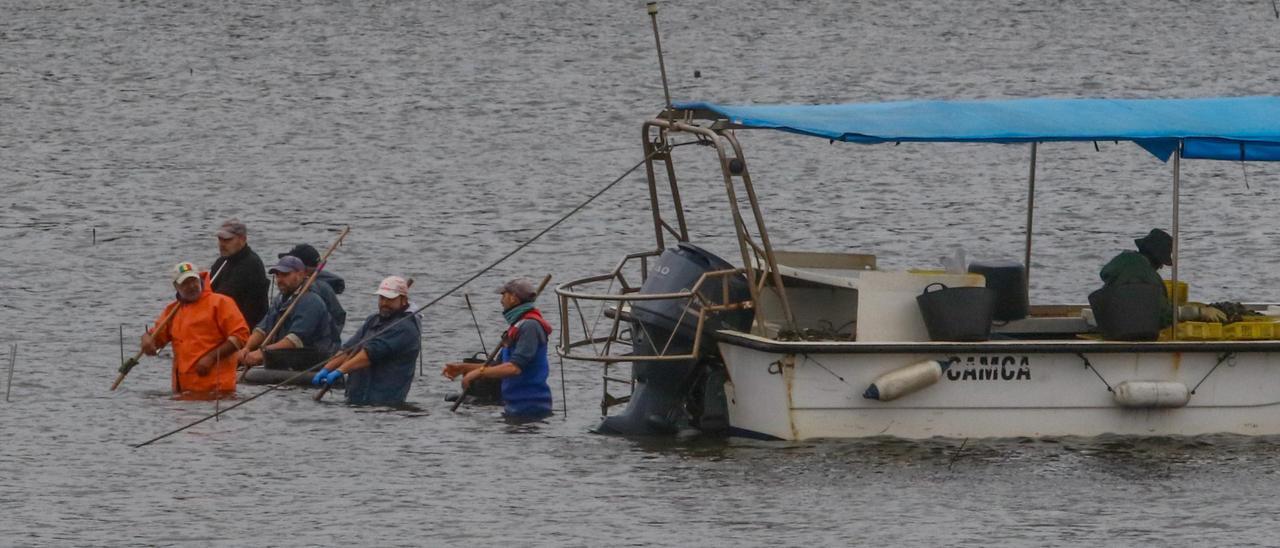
[556,96,1280,440]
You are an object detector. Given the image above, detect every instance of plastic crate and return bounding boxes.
[1161,321,1223,341]
[1163,280,1189,305]
[1224,321,1277,340]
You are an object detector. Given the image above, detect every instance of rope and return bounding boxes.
[802,354,850,386]
[133,149,660,449]
[947,438,968,472]
[558,352,568,421]
[1076,352,1112,392]
[1191,351,1234,395]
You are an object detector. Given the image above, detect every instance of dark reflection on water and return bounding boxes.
[4,0,1280,545]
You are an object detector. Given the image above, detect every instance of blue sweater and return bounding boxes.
[342,310,421,406]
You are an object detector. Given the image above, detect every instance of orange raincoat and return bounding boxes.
[151,271,250,398]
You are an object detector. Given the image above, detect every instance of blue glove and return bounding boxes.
[320,368,344,386]
[312,369,331,386]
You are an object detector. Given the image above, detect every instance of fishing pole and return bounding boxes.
[134,152,655,448]
[111,260,231,391]
[239,226,350,381]
[463,292,488,356]
[450,274,552,413]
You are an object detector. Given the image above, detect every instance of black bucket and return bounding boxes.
[916,283,997,341]
[461,353,503,403]
[968,260,1029,322]
[1088,283,1164,341]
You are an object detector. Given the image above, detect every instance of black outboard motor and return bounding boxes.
[595,243,752,436]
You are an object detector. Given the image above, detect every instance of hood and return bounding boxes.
[317,269,345,295]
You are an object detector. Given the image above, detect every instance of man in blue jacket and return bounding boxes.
[442,278,553,419]
[237,255,335,367]
[313,276,421,406]
[278,243,346,348]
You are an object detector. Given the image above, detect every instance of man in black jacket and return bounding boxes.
[210,219,270,328]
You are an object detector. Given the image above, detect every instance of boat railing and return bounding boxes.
[555,251,753,364]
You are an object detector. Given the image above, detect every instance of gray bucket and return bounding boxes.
[916,283,997,341]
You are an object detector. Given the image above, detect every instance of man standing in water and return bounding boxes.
[442,278,553,419]
[237,255,335,367]
[312,276,421,406]
[210,219,269,328]
[140,262,250,399]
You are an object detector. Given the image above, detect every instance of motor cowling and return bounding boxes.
[595,243,751,436]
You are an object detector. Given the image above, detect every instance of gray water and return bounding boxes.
[4,0,1280,545]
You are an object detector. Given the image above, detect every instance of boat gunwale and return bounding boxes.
[714,329,1280,354]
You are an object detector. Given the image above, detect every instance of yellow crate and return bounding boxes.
[1164,280,1189,305]
[1224,321,1277,340]
[1161,321,1223,341]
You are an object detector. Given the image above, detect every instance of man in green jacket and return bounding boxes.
[1100,228,1224,326]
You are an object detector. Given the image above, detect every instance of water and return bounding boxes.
[3,0,1280,544]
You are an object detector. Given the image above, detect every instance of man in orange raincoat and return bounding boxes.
[140,262,250,399]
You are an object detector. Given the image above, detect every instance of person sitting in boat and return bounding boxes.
[278,243,346,349]
[312,276,421,406]
[140,262,250,399]
[210,219,270,329]
[236,255,336,368]
[442,278,554,419]
[1099,228,1225,326]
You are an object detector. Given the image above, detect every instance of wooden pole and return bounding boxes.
[240,226,350,380]
[6,344,15,402]
[112,305,181,391]
[111,260,234,391]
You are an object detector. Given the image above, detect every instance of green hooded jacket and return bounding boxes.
[1099,250,1172,326]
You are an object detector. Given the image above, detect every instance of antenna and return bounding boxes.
[647,2,673,111]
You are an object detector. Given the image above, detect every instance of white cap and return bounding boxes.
[375,276,409,299]
[173,261,200,284]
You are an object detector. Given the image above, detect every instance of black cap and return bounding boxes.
[279,244,320,268]
[1135,229,1173,266]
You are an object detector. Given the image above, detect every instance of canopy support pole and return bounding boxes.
[1171,143,1182,339]
[1024,142,1037,294]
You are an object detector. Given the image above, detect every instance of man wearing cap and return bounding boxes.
[210,219,270,329]
[278,243,346,348]
[312,276,421,406]
[237,255,335,368]
[1100,228,1225,326]
[140,262,250,398]
[442,278,553,419]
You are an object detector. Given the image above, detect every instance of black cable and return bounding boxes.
[1076,352,1112,392]
[133,149,661,449]
[1191,352,1234,395]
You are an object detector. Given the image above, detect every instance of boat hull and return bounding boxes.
[718,337,1280,440]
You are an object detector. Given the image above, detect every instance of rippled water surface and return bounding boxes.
[4,0,1280,545]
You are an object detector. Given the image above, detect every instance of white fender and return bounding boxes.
[863,360,949,402]
[1112,380,1190,409]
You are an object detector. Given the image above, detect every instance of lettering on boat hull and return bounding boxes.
[944,355,1031,382]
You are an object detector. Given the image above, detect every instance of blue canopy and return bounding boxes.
[673,97,1280,162]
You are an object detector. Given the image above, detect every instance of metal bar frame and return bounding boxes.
[642,124,689,249]
[555,255,752,363]
[1171,142,1182,340]
[1024,142,1037,293]
[640,118,796,334]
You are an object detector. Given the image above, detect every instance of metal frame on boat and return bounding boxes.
[557,96,1280,440]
